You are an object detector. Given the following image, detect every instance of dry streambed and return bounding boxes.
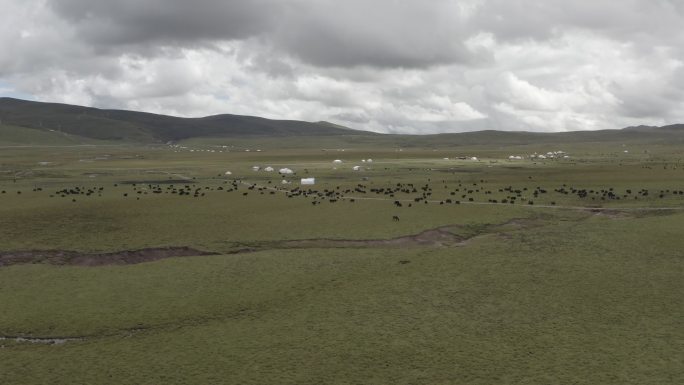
[2,210,649,268]
[0,247,217,267]
[0,336,84,345]
[0,221,522,268]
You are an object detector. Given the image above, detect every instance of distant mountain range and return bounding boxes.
[1,97,682,146]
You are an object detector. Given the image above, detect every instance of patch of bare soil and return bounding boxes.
[589,209,632,219]
[587,208,678,220]
[0,247,217,267]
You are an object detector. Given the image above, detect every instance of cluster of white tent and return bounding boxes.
[225,164,314,185]
[331,159,373,171]
[438,156,476,161]
[531,151,569,159]
[436,152,572,162]
[252,166,294,174]
[332,159,373,164]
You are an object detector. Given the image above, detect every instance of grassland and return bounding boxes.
[0,141,682,384]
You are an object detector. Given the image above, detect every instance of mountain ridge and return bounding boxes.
[1,97,683,146]
[0,97,368,143]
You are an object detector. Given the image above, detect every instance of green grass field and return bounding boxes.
[0,142,682,384]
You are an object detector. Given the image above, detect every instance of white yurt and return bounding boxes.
[279,168,294,174]
[264,166,275,172]
[301,178,315,185]
[352,166,361,171]
[224,171,232,175]
[252,166,260,171]
[333,159,343,164]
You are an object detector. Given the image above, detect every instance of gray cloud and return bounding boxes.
[0,0,683,133]
[49,0,279,46]
[48,0,484,69]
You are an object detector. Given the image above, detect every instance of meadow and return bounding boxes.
[0,140,682,384]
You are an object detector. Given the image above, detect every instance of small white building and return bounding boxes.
[301,178,315,185]
[352,166,362,171]
[264,166,274,172]
[279,168,294,174]
[224,171,232,175]
[252,166,260,171]
[333,159,343,164]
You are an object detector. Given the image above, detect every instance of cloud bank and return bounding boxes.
[1,0,682,133]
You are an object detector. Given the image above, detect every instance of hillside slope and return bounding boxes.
[0,98,366,143]
[1,97,683,147]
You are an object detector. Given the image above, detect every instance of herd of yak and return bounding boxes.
[2,177,684,210]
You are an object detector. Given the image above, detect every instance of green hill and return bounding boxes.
[1,97,683,147]
[0,124,109,146]
[0,98,368,143]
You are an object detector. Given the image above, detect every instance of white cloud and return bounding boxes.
[0,0,682,133]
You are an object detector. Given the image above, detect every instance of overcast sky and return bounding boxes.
[1,0,683,133]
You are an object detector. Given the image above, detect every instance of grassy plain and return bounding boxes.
[0,140,682,384]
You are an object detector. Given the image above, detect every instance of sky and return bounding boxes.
[0,0,683,134]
